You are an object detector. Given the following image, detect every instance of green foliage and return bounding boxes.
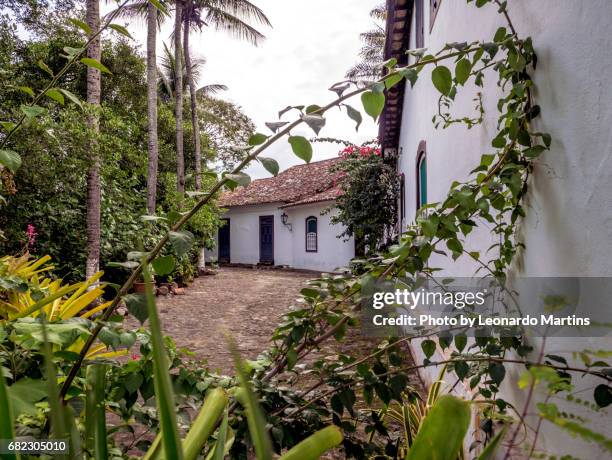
[330,147,399,255]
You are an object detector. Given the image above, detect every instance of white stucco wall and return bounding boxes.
[207,201,354,273]
[395,1,612,457]
[284,203,355,272]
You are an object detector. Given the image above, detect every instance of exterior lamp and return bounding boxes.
[281,211,292,231]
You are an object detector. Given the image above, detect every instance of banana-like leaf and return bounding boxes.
[405,395,470,460]
[85,364,108,459]
[182,388,228,460]
[278,425,343,460]
[229,338,274,460]
[143,263,184,459]
[0,372,18,460]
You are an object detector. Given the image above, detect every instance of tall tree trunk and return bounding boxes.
[85,0,101,280]
[183,10,202,191]
[174,0,185,193]
[146,1,159,214]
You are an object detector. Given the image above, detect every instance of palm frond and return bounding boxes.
[196,84,228,96]
[204,6,266,45]
[202,0,271,27]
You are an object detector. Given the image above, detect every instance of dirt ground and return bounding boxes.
[144,267,314,373]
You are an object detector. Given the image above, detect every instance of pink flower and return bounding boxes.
[26,224,36,249]
[131,353,140,361]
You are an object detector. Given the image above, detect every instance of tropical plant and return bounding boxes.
[329,143,400,255]
[346,3,386,82]
[180,0,270,191]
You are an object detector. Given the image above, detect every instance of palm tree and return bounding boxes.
[107,0,166,212]
[85,0,102,280]
[158,42,227,102]
[146,1,159,213]
[174,0,185,193]
[181,0,270,190]
[346,3,387,82]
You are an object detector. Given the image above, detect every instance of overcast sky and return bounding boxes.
[105,0,380,178]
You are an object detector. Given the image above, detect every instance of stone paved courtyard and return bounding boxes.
[150,267,313,373]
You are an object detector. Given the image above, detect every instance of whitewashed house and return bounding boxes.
[381,0,612,457]
[207,158,355,273]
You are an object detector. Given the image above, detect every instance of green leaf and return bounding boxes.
[148,0,169,15]
[301,114,326,135]
[432,66,453,96]
[305,104,321,114]
[248,133,268,146]
[6,378,47,420]
[63,46,82,57]
[399,67,419,87]
[494,26,507,42]
[225,172,251,187]
[361,91,385,121]
[212,409,230,460]
[85,364,108,459]
[594,384,612,408]
[45,88,65,105]
[406,395,470,460]
[455,59,472,85]
[447,238,463,255]
[524,145,546,158]
[80,57,112,74]
[0,149,22,173]
[18,86,34,97]
[169,230,195,256]
[37,59,54,76]
[288,136,313,163]
[152,255,175,276]
[488,362,506,385]
[0,121,16,132]
[421,339,436,359]
[344,104,362,131]
[124,294,148,324]
[229,338,274,460]
[68,18,92,34]
[259,157,279,176]
[141,264,184,459]
[109,23,133,39]
[278,426,343,460]
[0,373,17,459]
[455,334,467,352]
[20,104,46,119]
[454,360,469,379]
[59,89,83,109]
[384,73,403,89]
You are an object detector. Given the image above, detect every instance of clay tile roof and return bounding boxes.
[218,158,343,207]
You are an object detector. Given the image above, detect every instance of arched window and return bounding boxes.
[416,142,427,210]
[305,216,317,252]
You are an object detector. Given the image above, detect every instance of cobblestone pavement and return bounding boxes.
[147,267,313,373]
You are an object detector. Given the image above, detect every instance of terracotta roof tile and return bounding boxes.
[219,158,343,207]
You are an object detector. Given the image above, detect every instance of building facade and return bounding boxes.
[381,0,612,457]
[207,158,355,273]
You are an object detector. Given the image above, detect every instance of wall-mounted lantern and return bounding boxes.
[281,211,292,231]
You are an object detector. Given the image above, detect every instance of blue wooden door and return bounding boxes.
[218,218,230,263]
[259,215,274,264]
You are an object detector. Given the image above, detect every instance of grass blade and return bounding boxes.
[0,371,19,460]
[229,338,273,460]
[85,363,107,459]
[142,262,184,460]
[278,425,343,460]
[182,388,228,460]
